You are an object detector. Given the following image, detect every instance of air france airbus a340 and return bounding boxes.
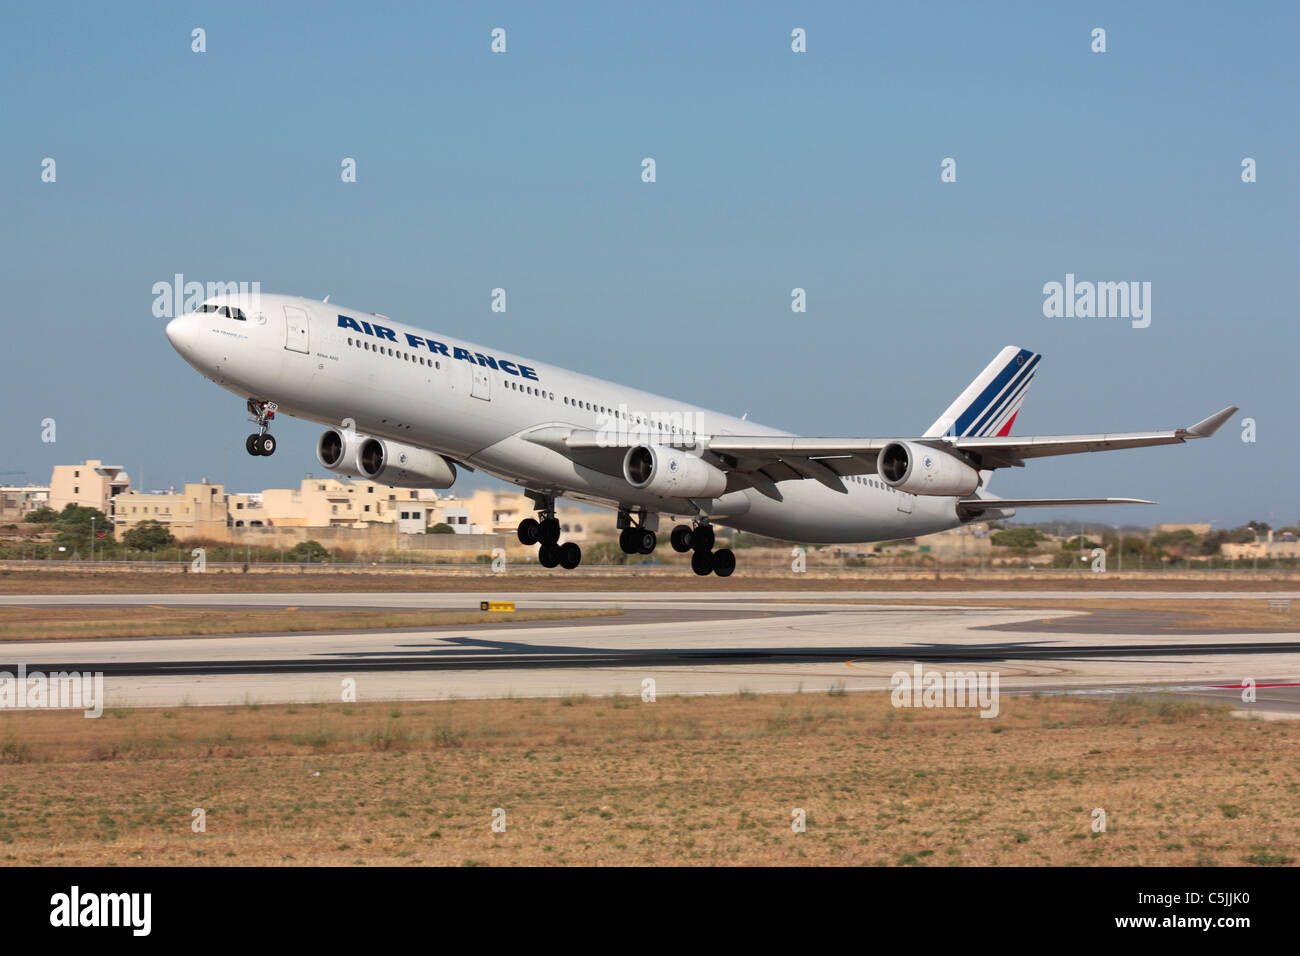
[164,293,1235,576]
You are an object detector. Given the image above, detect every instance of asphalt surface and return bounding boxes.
[1,590,1296,712]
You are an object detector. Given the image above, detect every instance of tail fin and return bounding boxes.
[923,345,1041,439]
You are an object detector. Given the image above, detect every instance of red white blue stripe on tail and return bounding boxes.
[923,346,1041,439]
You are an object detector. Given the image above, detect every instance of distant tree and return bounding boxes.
[992,528,1044,550]
[51,504,112,554]
[1150,528,1197,557]
[1060,535,1101,551]
[23,506,58,524]
[54,504,112,537]
[427,522,456,534]
[288,540,331,563]
[122,520,175,551]
[1199,530,1228,556]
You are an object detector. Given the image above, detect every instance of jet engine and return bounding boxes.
[877,441,980,496]
[623,444,727,499]
[357,437,457,489]
[316,427,369,479]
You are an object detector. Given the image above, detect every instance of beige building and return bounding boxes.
[0,485,50,522]
[112,475,444,540]
[48,460,130,516]
[261,477,439,528]
[1222,529,1300,560]
[57,454,606,544]
[433,489,607,542]
[1152,523,1213,536]
[113,481,235,539]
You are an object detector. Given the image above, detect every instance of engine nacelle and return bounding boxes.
[316,427,369,478]
[877,441,980,496]
[623,444,727,499]
[357,437,457,489]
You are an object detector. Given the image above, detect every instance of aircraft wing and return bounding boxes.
[704,405,1238,475]
[521,405,1236,499]
[957,496,1155,511]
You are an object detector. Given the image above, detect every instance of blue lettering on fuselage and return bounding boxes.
[338,315,536,379]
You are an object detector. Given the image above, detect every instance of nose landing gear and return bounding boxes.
[245,400,279,456]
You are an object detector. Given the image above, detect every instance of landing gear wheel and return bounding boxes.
[246,435,261,456]
[712,548,736,577]
[258,434,276,456]
[539,517,561,546]
[517,518,540,545]
[619,528,637,554]
[691,549,715,576]
[691,524,715,552]
[670,525,693,553]
[559,541,582,570]
[636,529,657,555]
[538,543,560,568]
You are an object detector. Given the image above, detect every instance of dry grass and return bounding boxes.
[0,606,621,641]
[0,693,1294,866]
[0,564,1297,594]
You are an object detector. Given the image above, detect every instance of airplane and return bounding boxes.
[164,293,1236,576]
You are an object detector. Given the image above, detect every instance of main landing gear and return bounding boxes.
[245,399,278,456]
[517,495,581,570]
[670,520,735,577]
[618,510,657,556]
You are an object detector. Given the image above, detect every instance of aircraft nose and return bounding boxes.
[165,315,195,352]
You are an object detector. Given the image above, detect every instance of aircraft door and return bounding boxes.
[284,306,310,354]
[896,492,914,514]
[471,364,491,401]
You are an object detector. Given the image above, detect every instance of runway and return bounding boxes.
[2,590,1298,714]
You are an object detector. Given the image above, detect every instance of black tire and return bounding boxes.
[670,525,692,553]
[538,543,560,568]
[619,528,637,554]
[637,530,657,555]
[691,524,715,552]
[559,541,582,570]
[691,549,714,576]
[259,434,276,456]
[246,435,261,456]
[517,518,540,545]
[539,517,561,546]
[712,548,736,577]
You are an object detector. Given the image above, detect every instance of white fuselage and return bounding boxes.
[165,294,969,543]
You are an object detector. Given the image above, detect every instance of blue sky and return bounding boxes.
[2,1,1296,528]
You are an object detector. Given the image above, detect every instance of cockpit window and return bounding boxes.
[213,305,247,321]
[197,303,219,313]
